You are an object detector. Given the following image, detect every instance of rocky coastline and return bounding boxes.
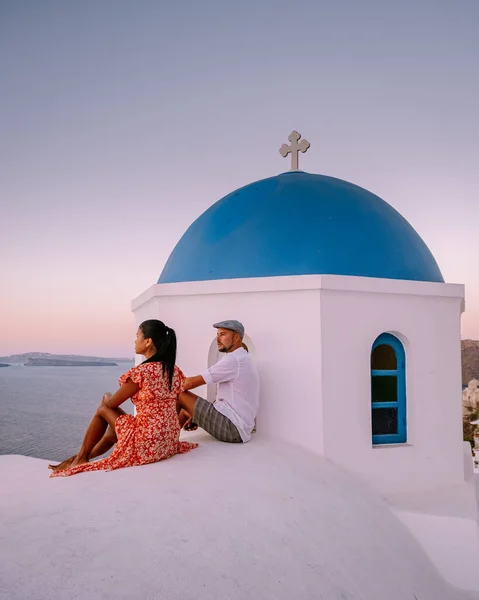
[24,358,118,367]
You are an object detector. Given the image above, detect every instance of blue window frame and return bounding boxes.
[371,333,406,444]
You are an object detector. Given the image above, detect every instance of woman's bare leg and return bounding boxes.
[48,425,118,471]
[69,403,125,469]
[49,416,109,471]
[49,393,125,470]
[90,425,117,457]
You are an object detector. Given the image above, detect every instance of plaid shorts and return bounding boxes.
[193,397,242,443]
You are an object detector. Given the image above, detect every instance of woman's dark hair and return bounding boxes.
[139,319,177,389]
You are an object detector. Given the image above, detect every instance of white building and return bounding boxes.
[132,132,468,496]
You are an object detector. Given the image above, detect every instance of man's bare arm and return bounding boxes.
[184,375,206,390]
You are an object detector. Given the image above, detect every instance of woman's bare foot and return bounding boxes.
[48,455,77,471]
[69,455,89,469]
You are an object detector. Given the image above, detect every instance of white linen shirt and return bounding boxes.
[201,347,259,443]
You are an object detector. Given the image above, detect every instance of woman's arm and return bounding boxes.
[105,379,140,408]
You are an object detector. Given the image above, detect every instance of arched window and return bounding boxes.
[371,333,406,445]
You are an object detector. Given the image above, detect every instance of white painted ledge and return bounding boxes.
[132,274,464,311]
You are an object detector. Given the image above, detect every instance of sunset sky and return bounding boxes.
[1,1,478,357]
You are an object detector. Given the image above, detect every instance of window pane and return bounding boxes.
[372,407,398,436]
[371,344,397,370]
[371,375,397,402]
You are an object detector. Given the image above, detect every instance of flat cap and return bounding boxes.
[213,320,245,338]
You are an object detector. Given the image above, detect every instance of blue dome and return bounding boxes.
[159,172,443,284]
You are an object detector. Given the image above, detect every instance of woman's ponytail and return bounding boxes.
[140,320,177,389]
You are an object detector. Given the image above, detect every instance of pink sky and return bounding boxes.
[1,2,478,356]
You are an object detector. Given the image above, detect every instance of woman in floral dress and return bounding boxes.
[49,320,197,478]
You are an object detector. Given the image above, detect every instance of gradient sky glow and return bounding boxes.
[1,1,478,356]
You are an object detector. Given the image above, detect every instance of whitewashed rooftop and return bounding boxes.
[1,432,478,600]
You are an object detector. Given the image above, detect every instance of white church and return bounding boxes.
[2,132,478,600]
[133,130,467,495]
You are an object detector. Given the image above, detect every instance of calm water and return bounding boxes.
[0,363,134,462]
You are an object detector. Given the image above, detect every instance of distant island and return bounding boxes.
[0,352,133,367]
[0,363,11,368]
[24,358,118,367]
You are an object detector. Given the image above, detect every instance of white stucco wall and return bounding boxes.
[133,277,324,454]
[319,276,465,493]
[132,274,465,494]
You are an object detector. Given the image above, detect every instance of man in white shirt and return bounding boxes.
[177,320,259,443]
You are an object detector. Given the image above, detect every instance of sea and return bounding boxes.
[0,362,135,462]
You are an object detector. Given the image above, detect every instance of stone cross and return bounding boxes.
[279,131,310,170]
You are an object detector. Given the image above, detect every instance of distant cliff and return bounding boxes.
[24,358,118,367]
[462,340,479,385]
[0,352,132,364]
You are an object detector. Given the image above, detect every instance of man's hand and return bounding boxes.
[184,375,206,390]
[183,417,198,431]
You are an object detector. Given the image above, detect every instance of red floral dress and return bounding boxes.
[50,363,198,478]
